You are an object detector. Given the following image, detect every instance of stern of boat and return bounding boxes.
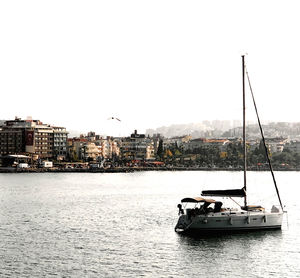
[175,215,191,233]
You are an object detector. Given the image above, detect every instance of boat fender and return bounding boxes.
[247,216,250,224]
[229,218,233,225]
[202,219,208,224]
[263,215,267,223]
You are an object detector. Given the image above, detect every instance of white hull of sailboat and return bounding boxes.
[175,212,283,234]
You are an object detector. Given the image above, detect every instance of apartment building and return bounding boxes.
[81,142,101,161]
[163,135,192,149]
[67,138,87,161]
[0,117,67,159]
[27,124,53,159]
[0,128,25,155]
[265,138,288,153]
[121,130,155,160]
[53,127,68,160]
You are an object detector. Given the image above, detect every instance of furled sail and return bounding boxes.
[201,189,246,197]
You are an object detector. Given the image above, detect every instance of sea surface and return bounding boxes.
[0,171,299,277]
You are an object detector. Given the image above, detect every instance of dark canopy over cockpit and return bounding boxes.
[181,197,216,203]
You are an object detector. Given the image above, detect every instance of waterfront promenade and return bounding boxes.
[1,166,299,173]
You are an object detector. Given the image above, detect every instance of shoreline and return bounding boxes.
[0,166,299,173]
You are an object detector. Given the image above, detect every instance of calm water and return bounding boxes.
[0,171,299,277]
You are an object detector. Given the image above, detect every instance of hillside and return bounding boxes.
[147,121,300,139]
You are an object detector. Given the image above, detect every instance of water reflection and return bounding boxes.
[176,229,283,242]
[174,229,284,277]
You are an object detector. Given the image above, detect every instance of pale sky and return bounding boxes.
[1,1,300,136]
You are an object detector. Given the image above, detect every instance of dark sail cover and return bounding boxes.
[201,188,246,197]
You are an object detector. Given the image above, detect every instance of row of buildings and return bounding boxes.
[68,130,156,162]
[0,118,157,163]
[161,135,300,155]
[2,117,300,165]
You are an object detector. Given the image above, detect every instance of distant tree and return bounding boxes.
[225,143,241,167]
[157,139,164,158]
[174,149,182,156]
[294,153,300,166]
[164,149,173,158]
[272,151,295,166]
[70,150,80,162]
[282,148,292,153]
[252,140,269,157]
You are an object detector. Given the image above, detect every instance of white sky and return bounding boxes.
[1,0,300,136]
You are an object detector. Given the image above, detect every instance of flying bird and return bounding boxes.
[108,117,121,122]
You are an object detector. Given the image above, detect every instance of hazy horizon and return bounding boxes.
[2,116,300,138]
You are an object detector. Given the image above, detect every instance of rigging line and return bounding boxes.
[229,197,242,208]
[245,66,285,212]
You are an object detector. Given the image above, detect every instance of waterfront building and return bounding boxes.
[53,127,68,160]
[0,117,68,159]
[0,117,37,156]
[163,135,191,149]
[96,137,112,158]
[0,127,25,155]
[30,123,54,159]
[67,138,87,161]
[111,139,121,158]
[87,131,96,142]
[81,142,101,161]
[91,136,120,159]
[265,138,288,153]
[121,130,155,161]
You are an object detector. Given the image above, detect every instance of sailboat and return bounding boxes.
[175,56,285,234]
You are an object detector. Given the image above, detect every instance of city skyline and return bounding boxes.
[1,1,300,136]
[2,115,300,171]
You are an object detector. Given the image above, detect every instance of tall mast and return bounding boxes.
[242,55,247,207]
